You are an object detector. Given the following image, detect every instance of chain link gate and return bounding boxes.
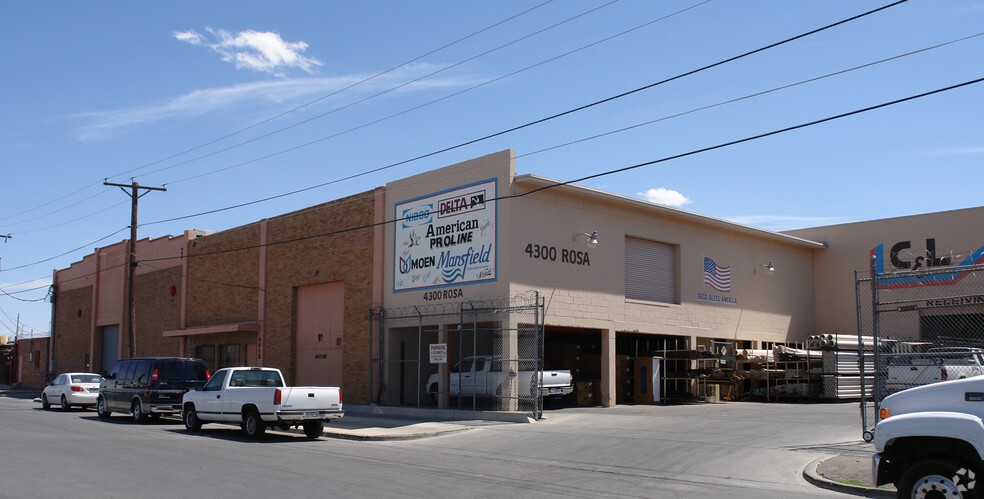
[858,260,984,440]
[369,291,545,420]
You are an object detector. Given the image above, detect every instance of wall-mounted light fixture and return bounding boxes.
[755,261,775,273]
[573,230,599,248]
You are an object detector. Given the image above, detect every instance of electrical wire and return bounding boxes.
[138,75,984,263]
[136,0,625,182]
[141,0,910,227]
[0,227,129,273]
[0,1,559,228]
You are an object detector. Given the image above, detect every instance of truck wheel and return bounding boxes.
[303,421,324,439]
[96,396,112,418]
[243,409,266,440]
[131,400,148,423]
[898,459,978,499]
[183,406,202,432]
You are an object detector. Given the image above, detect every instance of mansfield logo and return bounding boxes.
[401,204,433,228]
[439,245,492,283]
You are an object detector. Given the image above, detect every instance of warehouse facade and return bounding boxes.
[50,149,984,409]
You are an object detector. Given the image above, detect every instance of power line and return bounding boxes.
[0,1,559,228]
[107,0,561,182]
[0,227,129,273]
[147,0,633,184]
[142,0,908,227]
[138,75,983,264]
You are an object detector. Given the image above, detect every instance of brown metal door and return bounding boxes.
[295,282,344,387]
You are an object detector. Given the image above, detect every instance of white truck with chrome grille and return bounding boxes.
[182,367,343,439]
[873,375,984,497]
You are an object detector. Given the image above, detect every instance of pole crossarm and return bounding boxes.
[104,180,166,358]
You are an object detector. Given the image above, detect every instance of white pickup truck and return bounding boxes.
[873,375,984,495]
[181,367,343,439]
[425,355,573,400]
[885,347,984,394]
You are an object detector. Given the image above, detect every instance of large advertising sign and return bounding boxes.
[393,179,497,293]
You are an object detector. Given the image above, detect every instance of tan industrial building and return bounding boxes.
[49,149,984,409]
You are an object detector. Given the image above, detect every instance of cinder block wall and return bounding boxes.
[185,189,379,403]
[187,224,261,327]
[52,287,93,374]
[265,191,377,402]
[15,337,50,389]
[133,268,183,357]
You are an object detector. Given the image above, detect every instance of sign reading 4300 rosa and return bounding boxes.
[394,179,497,292]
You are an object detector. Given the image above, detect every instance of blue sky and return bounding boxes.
[1,0,982,336]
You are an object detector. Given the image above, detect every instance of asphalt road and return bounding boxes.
[1,396,868,498]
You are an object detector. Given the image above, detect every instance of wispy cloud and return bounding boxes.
[725,214,854,231]
[639,187,692,207]
[928,146,984,156]
[175,27,322,76]
[72,64,469,140]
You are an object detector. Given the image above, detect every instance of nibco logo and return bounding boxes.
[402,204,433,228]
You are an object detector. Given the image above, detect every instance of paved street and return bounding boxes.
[0,395,868,498]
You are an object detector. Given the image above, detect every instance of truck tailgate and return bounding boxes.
[279,387,342,411]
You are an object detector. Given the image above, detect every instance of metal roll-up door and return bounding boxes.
[625,237,677,304]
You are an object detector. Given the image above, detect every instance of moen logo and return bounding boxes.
[871,240,984,289]
[401,204,433,228]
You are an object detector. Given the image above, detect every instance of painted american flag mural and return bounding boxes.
[703,257,732,292]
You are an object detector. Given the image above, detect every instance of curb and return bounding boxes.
[802,457,895,499]
[318,426,474,442]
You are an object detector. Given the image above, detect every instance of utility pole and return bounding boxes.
[105,180,166,359]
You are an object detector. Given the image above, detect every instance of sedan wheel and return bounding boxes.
[60,395,70,412]
[41,393,50,410]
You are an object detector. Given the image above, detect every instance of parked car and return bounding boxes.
[425,355,574,401]
[182,367,343,439]
[97,357,209,422]
[41,373,102,411]
[884,347,984,394]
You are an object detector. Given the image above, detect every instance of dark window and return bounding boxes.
[134,360,153,383]
[195,345,215,373]
[451,359,473,373]
[218,344,240,369]
[119,361,135,381]
[203,370,227,391]
[158,360,207,381]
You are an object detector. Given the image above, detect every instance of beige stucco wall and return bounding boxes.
[508,177,820,345]
[384,149,823,344]
[384,150,515,309]
[786,206,984,335]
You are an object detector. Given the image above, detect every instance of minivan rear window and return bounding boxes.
[158,360,207,381]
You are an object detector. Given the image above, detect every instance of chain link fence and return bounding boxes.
[369,291,545,420]
[858,260,984,440]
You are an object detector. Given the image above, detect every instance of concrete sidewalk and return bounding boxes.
[313,404,527,441]
[804,454,895,498]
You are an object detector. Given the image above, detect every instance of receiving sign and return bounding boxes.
[429,343,448,364]
[394,179,497,292]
